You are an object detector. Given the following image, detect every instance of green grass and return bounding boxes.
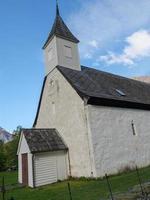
[1,166,150,200]
[0,171,17,185]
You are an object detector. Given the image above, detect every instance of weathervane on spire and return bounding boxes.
[56,0,60,16]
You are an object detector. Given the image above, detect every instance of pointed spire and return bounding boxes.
[56,0,60,16]
[42,1,79,49]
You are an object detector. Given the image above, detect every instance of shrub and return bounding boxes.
[118,165,136,174]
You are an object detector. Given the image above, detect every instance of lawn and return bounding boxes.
[0,171,17,185]
[1,167,150,200]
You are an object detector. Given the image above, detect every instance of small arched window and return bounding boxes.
[131,120,137,136]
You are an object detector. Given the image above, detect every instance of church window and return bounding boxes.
[48,48,53,61]
[131,120,137,136]
[64,45,72,58]
[116,89,126,96]
[52,102,56,115]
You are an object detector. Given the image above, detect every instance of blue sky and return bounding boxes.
[0,0,150,132]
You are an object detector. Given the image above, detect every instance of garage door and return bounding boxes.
[34,153,57,187]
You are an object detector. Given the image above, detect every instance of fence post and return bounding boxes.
[68,182,73,200]
[2,176,6,200]
[105,174,114,200]
[136,166,145,196]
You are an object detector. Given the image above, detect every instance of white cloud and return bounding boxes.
[88,40,99,48]
[100,52,134,65]
[125,30,150,58]
[68,0,150,60]
[99,30,150,65]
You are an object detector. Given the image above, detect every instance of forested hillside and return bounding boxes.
[0,126,21,171]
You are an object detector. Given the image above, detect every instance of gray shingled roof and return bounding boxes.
[23,129,67,153]
[33,65,150,127]
[57,66,150,107]
[43,6,79,49]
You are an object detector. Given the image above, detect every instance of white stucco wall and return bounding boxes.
[18,134,33,187]
[87,105,150,177]
[35,68,94,177]
[44,36,58,75]
[56,37,80,71]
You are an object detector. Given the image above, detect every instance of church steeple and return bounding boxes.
[43,1,81,75]
[43,1,79,49]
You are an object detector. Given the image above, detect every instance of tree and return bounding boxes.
[0,140,7,171]
[5,135,20,170]
[0,126,22,171]
[13,126,22,136]
[4,126,22,170]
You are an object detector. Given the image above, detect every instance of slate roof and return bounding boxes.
[33,65,150,127]
[57,66,150,109]
[22,129,68,153]
[43,4,79,49]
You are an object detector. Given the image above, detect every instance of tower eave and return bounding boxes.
[42,34,80,50]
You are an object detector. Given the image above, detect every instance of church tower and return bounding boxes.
[43,1,81,75]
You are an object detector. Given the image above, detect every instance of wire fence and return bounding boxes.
[1,166,150,200]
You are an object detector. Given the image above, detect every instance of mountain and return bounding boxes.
[0,127,12,143]
[133,76,150,84]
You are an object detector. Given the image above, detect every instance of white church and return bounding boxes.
[17,2,150,188]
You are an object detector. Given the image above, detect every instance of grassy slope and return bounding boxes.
[1,167,150,200]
